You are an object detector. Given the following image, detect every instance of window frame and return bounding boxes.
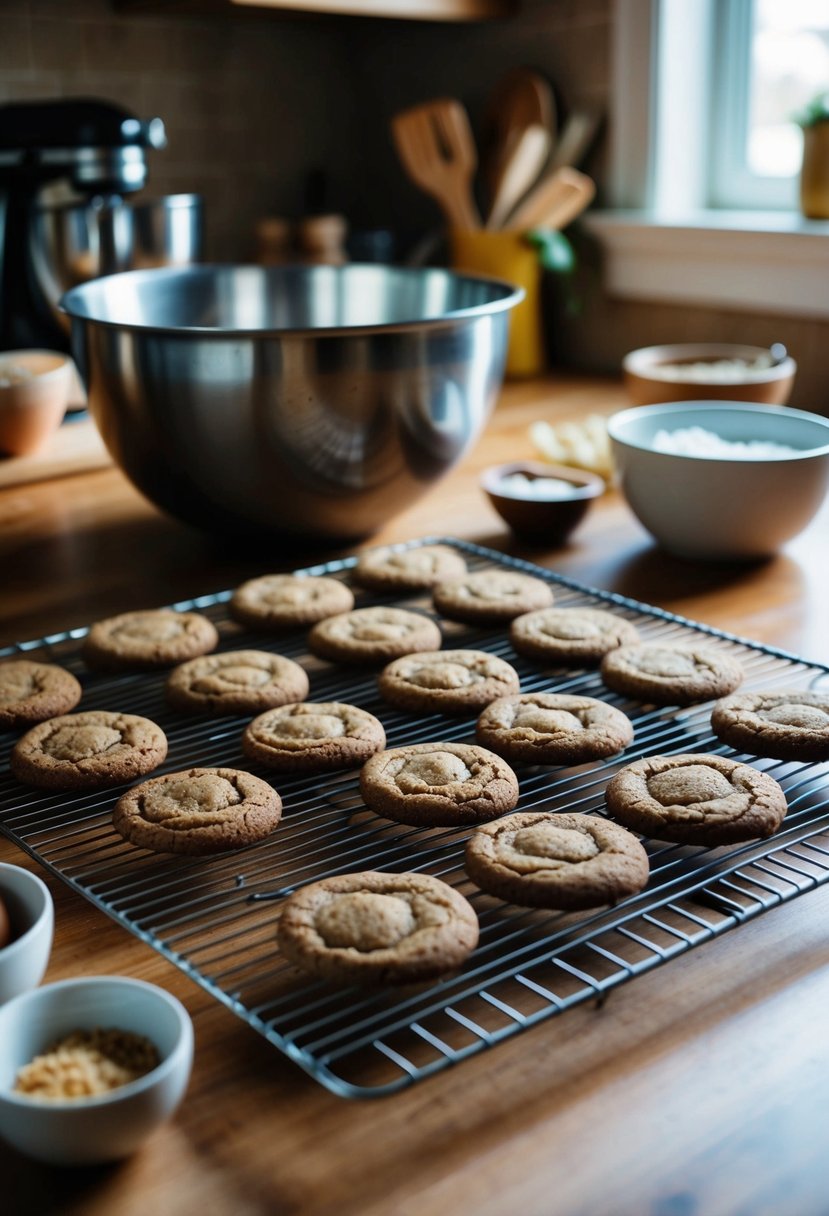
[585,0,829,321]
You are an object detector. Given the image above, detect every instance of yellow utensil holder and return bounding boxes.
[449,229,543,379]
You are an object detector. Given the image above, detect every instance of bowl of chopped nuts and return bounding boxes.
[0,975,193,1164]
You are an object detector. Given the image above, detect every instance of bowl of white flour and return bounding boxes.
[607,401,829,560]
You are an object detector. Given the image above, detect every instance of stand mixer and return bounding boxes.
[0,97,175,351]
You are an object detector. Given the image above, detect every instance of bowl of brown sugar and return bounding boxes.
[0,975,193,1164]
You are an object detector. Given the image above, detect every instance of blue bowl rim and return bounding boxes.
[607,400,829,461]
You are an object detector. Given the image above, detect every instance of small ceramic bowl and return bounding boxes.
[482,460,605,543]
[608,400,829,560]
[0,863,53,1006]
[0,975,194,1165]
[622,343,796,407]
[0,350,73,457]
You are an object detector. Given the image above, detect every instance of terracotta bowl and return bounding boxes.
[622,343,796,407]
[482,460,605,544]
[0,350,73,457]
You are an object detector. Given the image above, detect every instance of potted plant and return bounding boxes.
[796,91,829,219]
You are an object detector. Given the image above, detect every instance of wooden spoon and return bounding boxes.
[481,67,556,203]
[391,98,481,230]
[505,165,596,231]
[486,124,551,229]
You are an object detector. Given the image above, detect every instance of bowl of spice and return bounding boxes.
[622,343,796,407]
[482,460,605,544]
[0,975,193,1164]
[0,863,53,1006]
[608,400,829,560]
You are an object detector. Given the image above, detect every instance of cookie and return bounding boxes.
[433,570,554,625]
[600,643,744,705]
[360,741,519,827]
[242,701,386,773]
[0,660,82,729]
[465,811,650,909]
[11,711,167,791]
[308,607,442,665]
[229,574,354,630]
[166,650,309,715]
[378,650,520,716]
[510,607,640,664]
[82,610,219,671]
[605,752,787,846]
[353,544,467,592]
[276,870,479,986]
[112,767,281,855]
[476,693,634,765]
[711,690,829,762]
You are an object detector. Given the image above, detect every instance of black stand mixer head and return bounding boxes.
[0,97,166,351]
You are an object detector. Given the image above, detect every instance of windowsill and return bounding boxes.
[584,209,829,319]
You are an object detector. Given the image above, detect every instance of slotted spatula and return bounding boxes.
[391,98,481,230]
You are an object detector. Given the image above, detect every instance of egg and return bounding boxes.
[0,894,12,950]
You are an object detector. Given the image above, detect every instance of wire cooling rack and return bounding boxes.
[3,538,829,1098]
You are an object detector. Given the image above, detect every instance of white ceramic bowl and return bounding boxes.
[607,401,829,560]
[0,976,193,1165]
[0,863,53,1005]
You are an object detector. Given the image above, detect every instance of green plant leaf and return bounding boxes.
[525,228,576,274]
[793,90,829,127]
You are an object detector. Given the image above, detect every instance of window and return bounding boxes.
[711,0,829,210]
[586,0,829,319]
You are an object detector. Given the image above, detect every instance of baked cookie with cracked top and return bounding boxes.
[600,642,744,706]
[242,701,385,773]
[308,606,442,665]
[166,649,309,715]
[378,649,520,716]
[82,609,219,671]
[113,767,281,855]
[360,741,519,827]
[605,752,787,846]
[353,544,467,592]
[433,570,554,625]
[276,870,479,985]
[0,660,82,729]
[230,574,354,630]
[711,690,829,762]
[476,693,634,765]
[465,811,649,909]
[11,710,167,791]
[510,607,640,664]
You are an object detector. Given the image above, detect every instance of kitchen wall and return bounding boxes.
[0,0,358,260]
[2,0,827,407]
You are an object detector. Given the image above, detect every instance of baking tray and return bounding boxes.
[2,538,829,1098]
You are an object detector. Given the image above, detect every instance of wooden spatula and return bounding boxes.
[505,165,596,231]
[391,98,481,230]
[481,68,556,204]
[486,123,551,229]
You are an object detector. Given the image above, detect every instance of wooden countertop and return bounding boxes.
[3,375,829,1215]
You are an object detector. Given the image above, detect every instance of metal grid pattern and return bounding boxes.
[2,539,829,1098]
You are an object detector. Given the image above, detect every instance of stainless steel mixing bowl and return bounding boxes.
[60,264,523,540]
[32,194,203,331]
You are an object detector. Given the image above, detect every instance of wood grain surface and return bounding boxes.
[3,375,829,1216]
